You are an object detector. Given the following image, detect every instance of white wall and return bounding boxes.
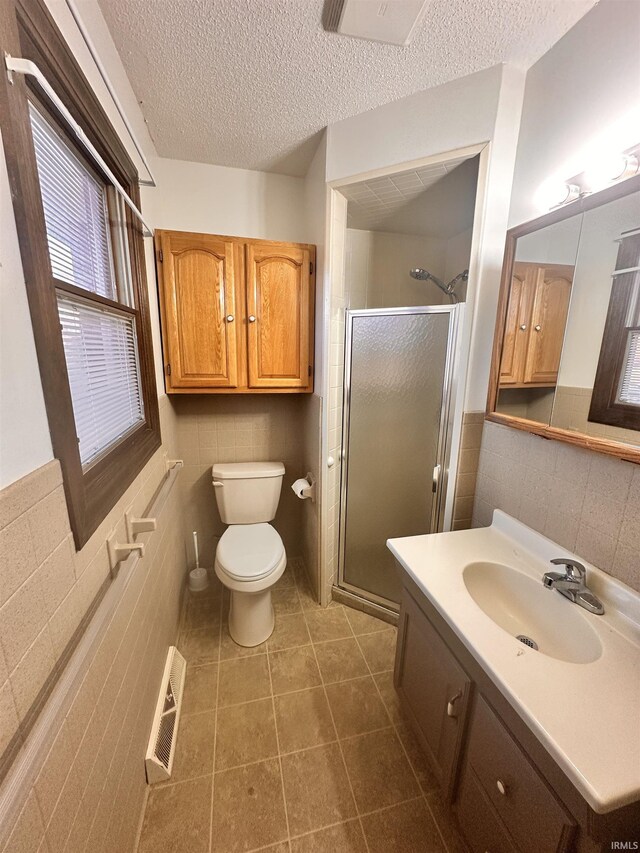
[345,229,451,308]
[151,156,307,242]
[508,0,640,228]
[462,65,527,411]
[326,65,503,183]
[303,132,329,392]
[514,215,582,265]
[444,227,473,291]
[0,136,53,486]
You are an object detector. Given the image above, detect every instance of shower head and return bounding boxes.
[410,268,441,284]
[409,268,469,304]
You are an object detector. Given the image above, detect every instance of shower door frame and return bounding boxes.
[337,304,460,613]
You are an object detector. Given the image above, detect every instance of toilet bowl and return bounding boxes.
[211,462,286,646]
[214,523,286,646]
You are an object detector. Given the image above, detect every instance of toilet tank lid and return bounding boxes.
[211,461,285,480]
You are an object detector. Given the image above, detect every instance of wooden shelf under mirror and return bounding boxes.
[487,173,640,464]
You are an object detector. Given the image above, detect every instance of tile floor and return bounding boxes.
[136,560,466,853]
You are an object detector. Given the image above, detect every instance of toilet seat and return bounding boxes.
[216,523,284,582]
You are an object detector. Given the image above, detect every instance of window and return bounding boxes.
[29,103,145,467]
[2,0,160,547]
[589,231,640,431]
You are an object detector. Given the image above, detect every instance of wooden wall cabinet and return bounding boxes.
[395,577,640,852]
[155,230,315,393]
[499,262,573,388]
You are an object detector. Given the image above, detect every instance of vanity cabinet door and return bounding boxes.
[395,590,472,800]
[499,264,533,385]
[457,695,575,853]
[522,264,573,385]
[156,231,240,389]
[245,241,314,390]
[499,262,572,388]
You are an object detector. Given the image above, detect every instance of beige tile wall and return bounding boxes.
[0,463,186,853]
[452,412,484,530]
[473,420,640,592]
[495,387,554,423]
[0,393,177,781]
[0,398,186,853]
[552,385,640,446]
[170,395,308,571]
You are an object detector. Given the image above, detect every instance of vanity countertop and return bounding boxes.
[387,511,640,814]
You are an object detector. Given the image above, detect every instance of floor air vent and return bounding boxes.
[145,646,187,783]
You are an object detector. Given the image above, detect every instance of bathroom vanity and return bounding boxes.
[388,513,640,852]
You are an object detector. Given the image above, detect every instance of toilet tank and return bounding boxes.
[212,462,285,524]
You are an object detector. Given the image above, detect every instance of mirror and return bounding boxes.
[489,176,640,460]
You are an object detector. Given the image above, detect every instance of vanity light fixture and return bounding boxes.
[583,151,640,191]
[535,179,582,211]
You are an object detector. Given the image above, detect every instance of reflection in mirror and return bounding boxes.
[551,191,640,446]
[495,216,582,424]
[493,185,640,451]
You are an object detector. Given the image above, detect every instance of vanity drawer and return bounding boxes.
[465,695,575,853]
[457,762,517,853]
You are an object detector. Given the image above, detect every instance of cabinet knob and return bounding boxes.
[447,690,462,718]
[519,324,527,331]
[226,315,234,322]
[534,324,541,331]
[248,315,257,323]
[496,779,507,796]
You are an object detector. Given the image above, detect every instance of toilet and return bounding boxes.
[211,461,287,646]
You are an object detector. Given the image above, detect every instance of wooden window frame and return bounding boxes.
[0,0,160,548]
[588,233,640,431]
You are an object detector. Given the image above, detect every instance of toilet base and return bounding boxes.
[228,588,275,647]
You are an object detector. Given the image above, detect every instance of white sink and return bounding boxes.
[387,511,640,813]
[462,561,602,664]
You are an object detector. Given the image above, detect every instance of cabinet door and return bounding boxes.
[395,590,472,800]
[157,231,239,389]
[522,264,572,385]
[499,263,533,385]
[246,241,314,390]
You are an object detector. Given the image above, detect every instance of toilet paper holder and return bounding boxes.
[292,473,316,502]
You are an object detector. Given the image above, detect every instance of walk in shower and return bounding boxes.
[338,305,458,611]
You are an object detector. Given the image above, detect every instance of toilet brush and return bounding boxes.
[188,530,209,591]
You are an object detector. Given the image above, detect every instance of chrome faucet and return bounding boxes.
[542,558,605,615]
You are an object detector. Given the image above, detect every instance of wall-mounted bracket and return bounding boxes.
[125,511,157,540]
[163,452,183,473]
[107,530,145,577]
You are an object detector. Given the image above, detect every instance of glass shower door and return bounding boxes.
[339,307,457,608]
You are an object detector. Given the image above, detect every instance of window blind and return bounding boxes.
[29,102,117,301]
[58,294,144,465]
[618,329,640,406]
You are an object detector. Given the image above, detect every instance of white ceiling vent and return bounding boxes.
[325,0,431,46]
[145,646,187,784]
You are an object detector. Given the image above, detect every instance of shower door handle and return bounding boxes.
[432,464,441,494]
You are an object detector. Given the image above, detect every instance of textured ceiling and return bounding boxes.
[343,155,471,231]
[98,0,595,176]
[344,155,479,237]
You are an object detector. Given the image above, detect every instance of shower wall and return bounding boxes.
[346,227,473,308]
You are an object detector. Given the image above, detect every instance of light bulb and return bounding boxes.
[534,179,581,211]
[583,152,639,191]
